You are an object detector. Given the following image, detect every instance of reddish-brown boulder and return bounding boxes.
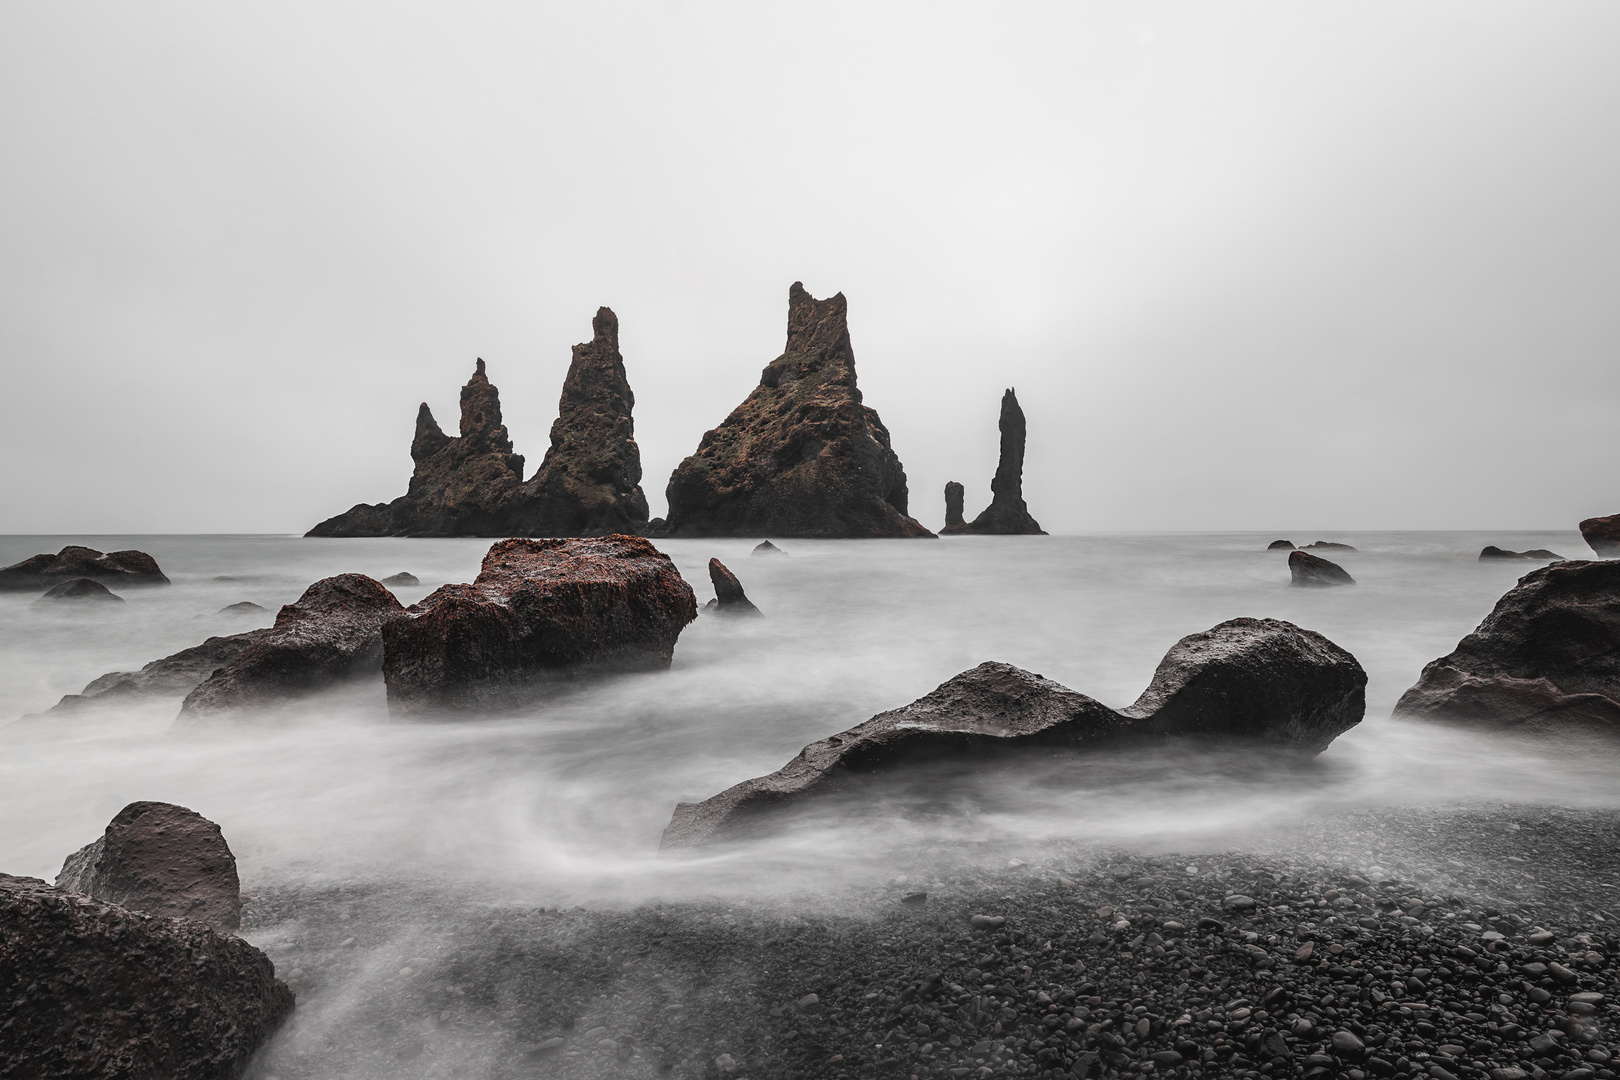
[957,389,1046,535]
[0,545,169,591]
[382,536,698,715]
[707,558,761,616]
[1581,514,1620,558]
[1289,549,1355,587]
[662,283,933,539]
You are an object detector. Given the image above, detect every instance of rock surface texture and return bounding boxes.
[707,558,761,616]
[56,801,242,932]
[382,536,698,715]
[1480,546,1564,562]
[32,578,124,605]
[661,283,933,539]
[663,618,1365,847]
[1289,550,1356,587]
[942,481,967,534]
[959,390,1046,535]
[1394,560,1620,738]
[0,545,169,591]
[179,574,404,719]
[0,872,292,1080]
[1582,514,1620,557]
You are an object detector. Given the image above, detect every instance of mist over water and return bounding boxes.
[2,531,1615,905]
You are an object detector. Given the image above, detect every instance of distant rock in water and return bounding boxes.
[959,390,1046,535]
[941,481,967,534]
[662,283,933,539]
[57,801,242,932]
[1301,540,1357,551]
[662,618,1365,848]
[1267,540,1295,551]
[1479,546,1563,562]
[1581,514,1620,558]
[381,537,697,716]
[1394,560,1620,739]
[380,572,419,586]
[39,630,273,717]
[708,558,761,616]
[1289,550,1355,587]
[179,574,404,720]
[32,578,124,606]
[0,545,168,591]
[217,601,269,615]
[751,540,788,557]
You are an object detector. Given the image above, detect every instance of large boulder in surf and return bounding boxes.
[31,578,124,606]
[41,629,272,717]
[508,307,650,537]
[57,802,242,932]
[0,872,292,1080]
[661,283,933,539]
[1581,514,1620,558]
[1393,560,1620,737]
[1289,549,1355,587]
[0,545,169,591]
[662,617,1365,847]
[381,536,698,715]
[306,359,529,537]
[707,558,761,616]
[959,389,1046,535]
[941,481,967,534]
[178,574,404,719]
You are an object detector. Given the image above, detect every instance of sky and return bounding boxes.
[1,2,1616,535]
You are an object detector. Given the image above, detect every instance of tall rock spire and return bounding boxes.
[956,389,1045,535]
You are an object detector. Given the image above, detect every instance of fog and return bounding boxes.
[2,3,1618,535]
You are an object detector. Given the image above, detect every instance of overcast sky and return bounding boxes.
[2,3,1616,535]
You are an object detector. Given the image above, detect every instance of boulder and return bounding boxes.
[958,389,1046,535]
[1479,546,1563,562]
[178,574,405,719]
[1289,550,1355,587]
[661,283,934,538]
[662,617,1365,847]
[381,536,698,715]
[0,872,292,1080]
[40,629,271,716]
[1581,514,1620,558]
[751,540,788,557]
[381,572,420,586]
[1267,540,1295,551]
[57,801,242,932]
[32,578,124,605]
[0,545,169,591]
[1301,540,1357,551]
[1393,560,1620,737]
[941,481,967,534]
[707,558,761,616]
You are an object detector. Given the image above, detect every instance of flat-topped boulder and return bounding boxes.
[1581,514,1620,557]
[1289,549,1355,587]
[955,389,1045,535]
[661,283,933,539]
[382,536,698,715]
[0,545,169,591]
[707,558,761,616]
[662,618,1365,847]
[32,578,124,605]
[1394,560,1620,738]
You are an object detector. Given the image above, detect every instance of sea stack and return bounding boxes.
[510,308,650,537]
[661,283,933,539]
[941,481,967,534]
[957,390,1045,535]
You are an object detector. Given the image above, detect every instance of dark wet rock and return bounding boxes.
[1581,514,1620,558]
[751,540,788,557]
[31,578,124,605]
[1268,540,1296,550]
[1394,559,1620,737]
[38,629,271,717]
[1301,540,1357,551]
[663,617,1365,846]
[0,872,291,1080]
[381,572,420,586]
[662,283,933,539]
[381,536,698,716]
[178,574,405,720]
[942,481,968,534]
[1290,549,1356,587]
[216,600,269,615]
[707,558,761,616]
[0,544,169,591]
[1481,546,1564,562]
[57,801,242,931]
[959,389,1045,535]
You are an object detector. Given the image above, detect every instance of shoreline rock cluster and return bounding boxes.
[0,544,169,593]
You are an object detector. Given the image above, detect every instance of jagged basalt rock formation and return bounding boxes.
[1289,550,1355,587]
[662,618,1365,847]
[1479,546,1563,562]
[706,558,761,616]
[941,481,967,534]
[32,578,124,605]
[0,545,169,591]
[179,574,404,719]
[1581,514,1620,557]
[662,283,933,539]
[958,390,1045,535]
[57,802,242,932]
[1394,560,1620,737]
[751,540,788,557]
[381,536,698,715]
[1267,540,1295,551]
[40,630,271,717]
[0,872,292,1080]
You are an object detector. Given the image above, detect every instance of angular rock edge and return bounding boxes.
[707,558,761,616]
[662,617,1366,848]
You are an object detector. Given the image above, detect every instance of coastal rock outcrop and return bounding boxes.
[42,630,271,716]
[32,578,124,605]
[57,802,242,932]
[381,536,698,715]
[1289,550,1355,587]
[942,481,967,534]
[1267,540,1295,551]
[0,872,292,1080]
[751,540,788,557]
[1479,546,1563,562]
[1581,514,1620,557]
[707,558,761,616]
[0,545,169,591]
[661,283,933,539]
[662,618,1365,847]
[957,390,1045,535]
[1393,560,1620,737]
[179,574,404,719]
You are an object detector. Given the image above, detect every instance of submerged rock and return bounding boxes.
[959,389,1046,535]
[381,572,420,586]
[942,481,967,534]
[41,630,271,717]
[1581,514,1620,558]
[662,283,933,539]
[178,574,404,720]
[1289,550,1355,587]
[1394,560,1620,737]
[1301,540,1357,551]
[381,536,698,715]
[0,872,292,1080]
[0,545,168,591]
[662,618,1365,847]
[707,558,761,616]
[751,540,788,557]
[1267,540,1295,551]
[32,578,124,605]
[216,600,269,616]
[57,801,242,932]
[1479,546,1563,562]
